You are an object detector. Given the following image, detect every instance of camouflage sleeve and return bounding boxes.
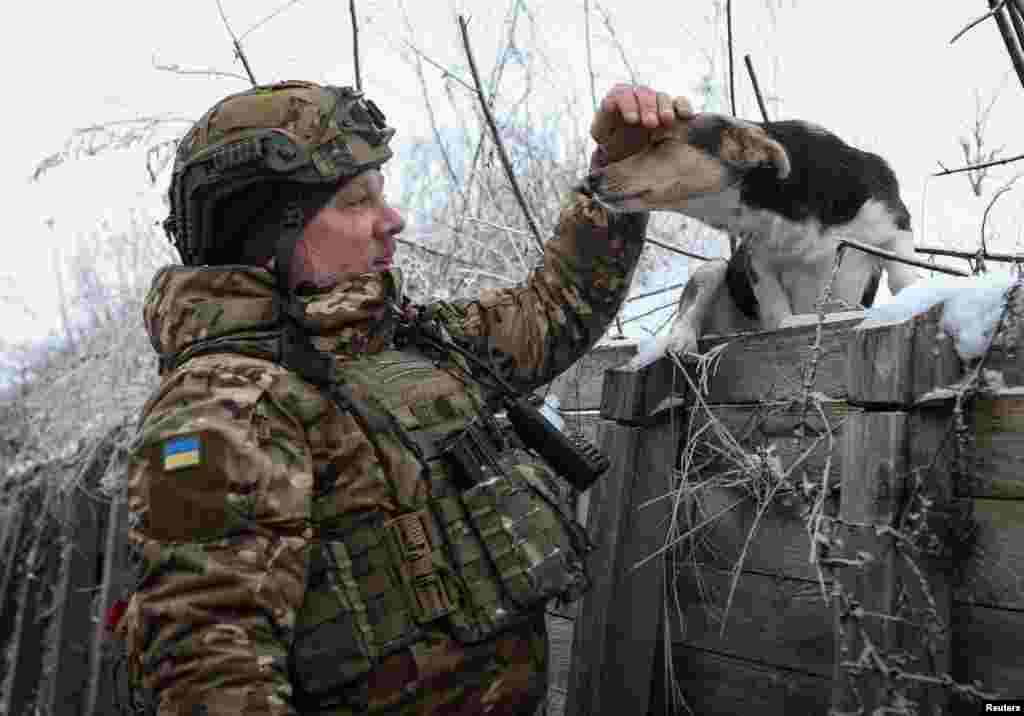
[119,359,313,716]
[426,190,647,393]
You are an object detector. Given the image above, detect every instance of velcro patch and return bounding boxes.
[163,434,202,471]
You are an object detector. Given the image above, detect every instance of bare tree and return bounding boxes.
[958,85,1008,197]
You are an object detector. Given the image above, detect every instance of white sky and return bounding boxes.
[2,0,1023,347]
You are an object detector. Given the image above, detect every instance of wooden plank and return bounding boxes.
[956,498,1024,610]
[601,311,865,423]
[849,290,1024,407]
[832,409,957,714]
[671,568,835,677]
[951,604,1024,702]
[685,401,847,582]
[0,483,60,716]
[565,421,641,716]
[565,418,674,716]
[83,488,130,716]
[541,341,638,411]
[911,390,1024,501]
[831,411,909,713]
[659,645,832,715]
[37,482,106,715]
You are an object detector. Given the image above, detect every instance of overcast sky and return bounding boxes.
[3,0,1023,347]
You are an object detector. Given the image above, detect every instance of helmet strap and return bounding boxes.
[273,203,334,387]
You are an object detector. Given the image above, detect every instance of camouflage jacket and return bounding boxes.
[120,191,647,715]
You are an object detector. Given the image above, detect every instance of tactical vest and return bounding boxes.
[167,332,592,704]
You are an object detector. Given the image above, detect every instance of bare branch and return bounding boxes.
[399,41,475,92]
[726,0,736,115]
[837,236,969,277]
[991,0,1024,91]
[594,1,638,84]
[240,0,304,40]
[915,244,1024,264]
[350,0,362,91]
[932,151,1024,177]
[457,14,545,252]
[950,0,1009,44]
[981,175,1020,257]
[744,54,770,122]
[215,0,258,85]
[584,0,598,113]
[645,236,713,262]
[152,55,250,83]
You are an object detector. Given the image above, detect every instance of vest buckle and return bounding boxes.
[385,510,454,623]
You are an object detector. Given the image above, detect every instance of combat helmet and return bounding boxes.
[163,80,395,267]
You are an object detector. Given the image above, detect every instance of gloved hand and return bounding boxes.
[590,83,694,171]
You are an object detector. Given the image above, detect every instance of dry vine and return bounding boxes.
[652,246,1022,712]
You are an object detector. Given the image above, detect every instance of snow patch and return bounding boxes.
[866,272,1021,360]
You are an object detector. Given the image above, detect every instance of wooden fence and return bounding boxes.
[556,297,1024,715]
[0,426,134,716]
[0,295,1020,715]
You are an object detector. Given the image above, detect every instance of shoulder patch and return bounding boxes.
[163,434,203,471]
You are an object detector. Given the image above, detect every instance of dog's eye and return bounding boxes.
[651,137,671,149]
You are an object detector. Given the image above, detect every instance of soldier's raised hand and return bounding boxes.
[590,84,694,169]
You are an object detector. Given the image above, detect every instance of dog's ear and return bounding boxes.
[719,124,791,179]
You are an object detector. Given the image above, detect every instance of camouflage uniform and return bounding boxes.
[117,81,648,716]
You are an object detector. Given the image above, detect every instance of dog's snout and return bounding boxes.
[582,173,604,196]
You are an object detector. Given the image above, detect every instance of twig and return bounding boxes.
[215,0,257,86]
[349,0,362,91]
[625,282,687,304]
[836,235,969,277]
[594,2,638,84]
[990,0,1024,91]
[726,0,736,116]
[915,244,1024,264]
[151,56,250,83]
[394,235,501,273]
[950,0,1009,44]
[240,0,304,41]
[931,151,1024,177]
[645,236,713,262]
[584,0,598,113]
[400,41,475,92]
[744,55,770,122]
[457,15,545,253]
[620,301,677,325]
[981,176,1020,258]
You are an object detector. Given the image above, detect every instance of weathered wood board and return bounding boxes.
[671,568,835,677]
[566,419,675,716]
[955,498,1024,611]
[682,401,849,582]
[540,341,638,411]
[602,311,865,423]
[655,645,832,715]
[952,604,1024,701]
[849,290,1024,406]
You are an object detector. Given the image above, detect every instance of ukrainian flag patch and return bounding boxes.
[163,434,202,471]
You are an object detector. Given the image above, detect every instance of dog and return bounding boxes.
[584,112,921,369]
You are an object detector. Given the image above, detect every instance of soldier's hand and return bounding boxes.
[590,84,694,167]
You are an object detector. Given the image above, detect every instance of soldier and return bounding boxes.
[115,81,694,715]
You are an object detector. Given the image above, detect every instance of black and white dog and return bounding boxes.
[585,112,920,369]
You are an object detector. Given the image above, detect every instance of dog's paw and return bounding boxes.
[626,327,698,370]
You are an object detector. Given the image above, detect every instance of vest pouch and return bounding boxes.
[438,449,592,644]
[290,511,430,701]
